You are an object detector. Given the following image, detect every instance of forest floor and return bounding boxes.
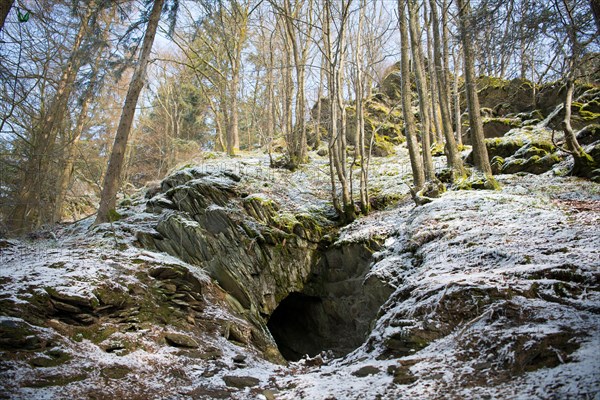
[1,146,599,399]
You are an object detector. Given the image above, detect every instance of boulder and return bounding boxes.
[0,318,45,350]
[165,332,199,348]
[576,124,600,145]
[223,375,260,388]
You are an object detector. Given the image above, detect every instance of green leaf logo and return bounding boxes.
[17,9,30,23]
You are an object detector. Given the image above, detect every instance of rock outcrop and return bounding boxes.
[137,166,393,360]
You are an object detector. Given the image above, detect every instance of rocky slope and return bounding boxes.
[1,144,599,399]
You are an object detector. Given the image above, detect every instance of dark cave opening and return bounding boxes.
[267,244,395,362]
[267,292,329,361]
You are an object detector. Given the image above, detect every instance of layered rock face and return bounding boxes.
[137,167,393,360]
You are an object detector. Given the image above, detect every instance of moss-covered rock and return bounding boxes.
[379,65,403,100]
[490,156,505,175]
[467,77,535,115]
[465,137,525,165]
[29,349,71,368]
[371,133,395,157]
[0,318,46,350]
[309,79,405,157]
[139,170,338,358]
[453,172,500,191]
[542,87,600,131]
[576,124,600,145]
[481,118,521,140]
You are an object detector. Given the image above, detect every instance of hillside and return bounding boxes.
[1,134,599,398]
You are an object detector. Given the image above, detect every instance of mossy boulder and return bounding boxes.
[371,133,395,157]
[29,349,71,368]
[516,109,544,126]
[379,67,402,100]
[465,137,525,165]
[468,77,535,115]
[501,153,562,175]
[543,88,600,131]
[482,118,521,139]
[576,124,600,145]
[309,96,404,157]
[139,170,335,357]
[454,172,500,190]
[490,156,505,175]
[0,318,46,350]
[165,332,199,348]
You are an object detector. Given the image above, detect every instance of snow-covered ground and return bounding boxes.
[1,150,599,399]
[276,178,599,399]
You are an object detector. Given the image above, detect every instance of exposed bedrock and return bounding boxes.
[137,168,393,360]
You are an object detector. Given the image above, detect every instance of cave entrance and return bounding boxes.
[267,244,395,362]
[267,292,327,361]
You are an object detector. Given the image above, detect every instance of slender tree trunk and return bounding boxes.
[324,0,354,223]
[211,96,226,152]
[407,0,434,181]
[562,78,583,155]
[430,0,464,178]
[228,70,240,156]
[398,0,424,189]
[456,0,494,177]
[559,0,596,177]
[53,76,95,223]
[10,6,93,232]
[424,0,443,145]
[280,0,311,168]
[356,0,368,214]
[562,77,595,176]
[441,0,453,108]
[592,0,600,31]
[215,113,226,152]
[0,0,13,32]
[95,0,165,224]
[266,43,275,162]
[325,6,341,215]
[280,14,294,163]
[335,43,354,222]
[453,49,463,147]
[314,63,324,149]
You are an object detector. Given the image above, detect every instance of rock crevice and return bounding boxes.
[138,168,392,360]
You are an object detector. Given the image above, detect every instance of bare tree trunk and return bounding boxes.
[398,0,424,189]
[215,113,226,151]
[558,0,597,177]
[0,0,14,33]
[314,62,324,149]
[209,96,226,152]
[53,72,97,223]
[453,49,463,147]
[562,76,595,176]
[324,0,355,223]
[335,45,354,222]
[283,36,294,162]
[356,0,368,214]
[95,0,165,224]
[10,6,93,232]
[562,79,583,155]
[430,0,465,178]
[592,0,600,31]
[278,0,312,168]
[423,0,443,145]
[441,0,453,108]
[407,0,435,181]
[456,0,494,177]
[228,69,240,156]
[266,39,275,162]
[325,8,341,215]
[297,0,312,163]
